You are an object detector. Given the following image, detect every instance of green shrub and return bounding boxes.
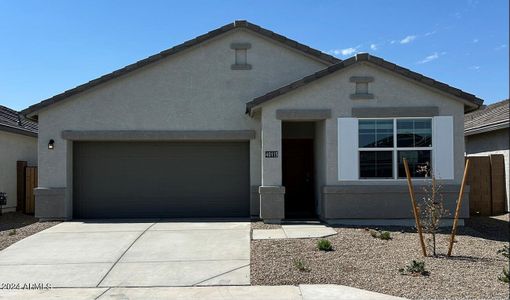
[399,260,430,276]
[379,231,391,240]
[497,245,509,258]
[499,268,509,283]
[293,259,310,272]
[317,239,333,251]
[8,229,16,236]
[369,229,392,240]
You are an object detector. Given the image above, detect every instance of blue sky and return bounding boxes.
[0,0,508,111]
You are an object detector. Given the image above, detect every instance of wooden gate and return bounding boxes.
[16,161,38,214]
[466,154,507,216]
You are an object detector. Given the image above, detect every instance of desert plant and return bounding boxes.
[498,267,509,283]
[369,229,392,240]
[379,231,391,240]
[317,239,333,251]
[497,245,509,258]
[417,162,449,256]
[399,260,430,276]
[293,259,310,272]
[8,229,16,236]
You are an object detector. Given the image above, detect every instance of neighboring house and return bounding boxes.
[21,21,483,224]
[465,99,509,211]
[0,105,38,213]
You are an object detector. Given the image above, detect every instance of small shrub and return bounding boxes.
[399,260,430,276]
[293,259,310,272]
[497,245,509,258]
[317,239,333,251]
[379,231,391,240]
[8,229,16,236]
[499,268,510,283]
[369,229,392,240]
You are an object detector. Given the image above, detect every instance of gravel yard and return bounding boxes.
[251,221,282,230]
[0,212,60,251]
[251,218,509,299]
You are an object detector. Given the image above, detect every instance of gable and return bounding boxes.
[33,28,330,132]
[246,53,483,114]
[21,20,339,118]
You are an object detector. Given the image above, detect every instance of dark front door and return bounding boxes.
[282,139,315,218]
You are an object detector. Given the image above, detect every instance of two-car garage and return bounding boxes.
[72,141,250,219]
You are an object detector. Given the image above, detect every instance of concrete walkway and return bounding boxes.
[252,224,337,240]
[0,285,406,299]
[0,220,250,288]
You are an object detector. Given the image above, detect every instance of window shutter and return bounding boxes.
[432,116,454,180]
[338,118,359,180]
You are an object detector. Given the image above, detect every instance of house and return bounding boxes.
[21,21,483,224]
[0,105,38,213]
[465,99,509,211]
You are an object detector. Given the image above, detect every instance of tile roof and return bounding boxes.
[465,99,509,135]
[21,20,340,118]
[0,105,38,136]
[246,53,484,114]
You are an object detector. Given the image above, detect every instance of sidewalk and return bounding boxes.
[0,284,405,300]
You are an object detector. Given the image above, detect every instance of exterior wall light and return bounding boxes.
[48,139,55,150]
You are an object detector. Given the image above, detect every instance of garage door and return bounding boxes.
[73,142,250,218]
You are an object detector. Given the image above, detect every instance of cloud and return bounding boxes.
[495,44,507,50]
[370,44,377,51]
[417,52,440,64]
[330,46,361,56]
[400,35,416,44]
[389,40,396,44]
[472,38,479,43]
[424,31,437,36]
[469,65,481,70]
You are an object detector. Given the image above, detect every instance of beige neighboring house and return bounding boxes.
[0,105,38,213]
[21,21,483,224]
[465,99,509,211]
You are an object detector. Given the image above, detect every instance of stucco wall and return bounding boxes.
[0,131,37,212]
[258,62,468,219]
[466,128,509,211]
[35,28,329,217]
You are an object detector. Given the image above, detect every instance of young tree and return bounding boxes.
[417,162,450,256]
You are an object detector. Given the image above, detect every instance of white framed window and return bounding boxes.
[358,118,433,179]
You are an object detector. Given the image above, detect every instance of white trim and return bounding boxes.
[338,118,359,180]
[432,116,454,180]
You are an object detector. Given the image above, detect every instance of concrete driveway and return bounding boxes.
[0,220,250,288]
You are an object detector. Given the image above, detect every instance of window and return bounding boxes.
[358,118,432,179]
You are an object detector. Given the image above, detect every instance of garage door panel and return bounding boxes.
[73,142,250,218]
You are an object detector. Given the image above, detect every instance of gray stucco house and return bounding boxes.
[465,99,509,211]
[21,21,483,224]
[0,105,38,213]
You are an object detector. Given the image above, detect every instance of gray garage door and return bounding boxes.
[73,142,250,218]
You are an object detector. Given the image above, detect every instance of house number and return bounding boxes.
[265,151,278,158]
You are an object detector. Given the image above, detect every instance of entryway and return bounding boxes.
[282,122,317,219]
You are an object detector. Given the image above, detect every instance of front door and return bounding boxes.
[282,139,315,218]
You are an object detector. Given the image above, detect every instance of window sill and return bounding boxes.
[350,93,374,100]
[231,64,252,70]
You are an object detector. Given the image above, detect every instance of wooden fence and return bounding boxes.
[16,161,38,214]
[466,154,507,216]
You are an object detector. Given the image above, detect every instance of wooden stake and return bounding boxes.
[447,159,471,256]
[403,158,427,257]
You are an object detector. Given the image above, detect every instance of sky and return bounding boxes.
[0,0,508,111]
